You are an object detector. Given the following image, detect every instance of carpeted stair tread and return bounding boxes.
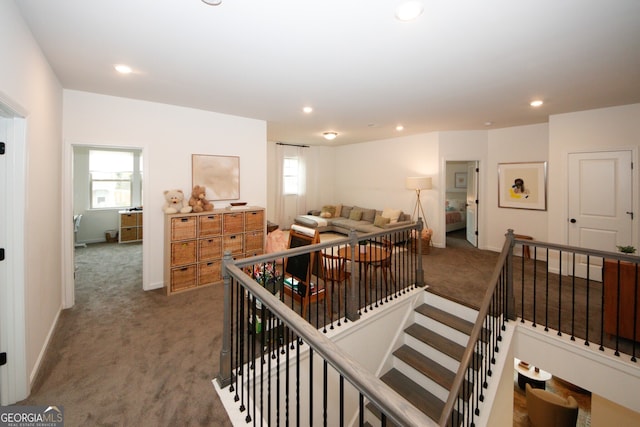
[416,303,491,343]
[405,323,483,368]
[393,345,473,400]
[380,368,444,422]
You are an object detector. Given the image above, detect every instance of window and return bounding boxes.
[89,150,136,208]
[283,157,299,195]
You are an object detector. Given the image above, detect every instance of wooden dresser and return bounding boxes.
[164,207,265,295]
[119,210,143,243]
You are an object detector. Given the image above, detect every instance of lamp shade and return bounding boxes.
[405,176,432,190]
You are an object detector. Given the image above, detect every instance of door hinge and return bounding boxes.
[0,248,4,261]
[0,142,5,155]
[0,352,6,366]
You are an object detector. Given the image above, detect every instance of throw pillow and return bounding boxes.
[349,209,363,221]
[334,204,342,218]
[341,206,353,218]
[320,211,332,218]
[374,215,391,228]
[321,205,336,217]
[361,208,377,223]
[382,207,402,224]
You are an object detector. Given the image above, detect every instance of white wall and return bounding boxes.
[486,123,549,251]
[548,104,640,247]
[0,0,63,395]
[333,133,441,240]
[63,90,267,290]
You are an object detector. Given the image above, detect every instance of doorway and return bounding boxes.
[445,160,479,248]
[71,145,144,305]
[0,101,28,405]
[568,150,634,280]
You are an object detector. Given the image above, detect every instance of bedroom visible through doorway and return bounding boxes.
[445,160,478,248]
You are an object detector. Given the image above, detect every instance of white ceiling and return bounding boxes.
[15,0,640,146]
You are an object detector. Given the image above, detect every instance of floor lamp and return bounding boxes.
[406,176,432,228]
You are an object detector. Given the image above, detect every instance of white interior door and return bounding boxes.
[466,162,478,247]
[568,151,633,280]
[0,116,6,404]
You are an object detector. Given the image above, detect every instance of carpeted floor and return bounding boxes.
[16,231,593,426]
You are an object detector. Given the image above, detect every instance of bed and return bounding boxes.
[445,199,466,232]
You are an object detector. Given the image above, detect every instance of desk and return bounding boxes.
[339,244,391,310]
[514,358,552,390]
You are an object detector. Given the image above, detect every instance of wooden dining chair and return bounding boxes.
[321,252,350,319]
[370,239,395,293]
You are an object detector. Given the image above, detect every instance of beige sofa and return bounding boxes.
[294,204,412,236]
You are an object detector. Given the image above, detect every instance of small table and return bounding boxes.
[514,358,552,390]
[267,221,279,233]
[338,244,391,310]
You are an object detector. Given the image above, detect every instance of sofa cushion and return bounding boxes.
[349,209,363,221]
[341,205,353,218]
[361,208,377,223]
[334,204,342,218]
[382,207,402,223]
[374,215,391,227]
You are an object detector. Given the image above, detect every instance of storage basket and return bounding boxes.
[170,265,197,292]
[171,240,197,266]
[223,212,244,234]
[245,210,265,231]
[244,231,264,252]
[223,234,244,255]
[411,229,432,255]
[198,260,222,286]
[199,214,222,237]
[171,216,197,240]
[198,237,222,261]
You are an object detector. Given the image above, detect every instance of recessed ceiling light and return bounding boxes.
[323,131,338,141]
[114,64,132,74]
[395,1,424,21]
[484,121,493,127]
[530,100,544,107]
[396,125,404,131]
[302,106,313,114]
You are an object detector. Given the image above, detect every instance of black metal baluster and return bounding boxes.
[585,255,591,347]
[558,249,563,336]
[532,246,538,327]
[544,248,550,332]
[323,361,328,427]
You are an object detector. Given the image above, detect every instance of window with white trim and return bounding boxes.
[89,150,141,208]
[283,157,299,195]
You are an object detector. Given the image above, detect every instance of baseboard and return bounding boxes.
[29,304,62,386]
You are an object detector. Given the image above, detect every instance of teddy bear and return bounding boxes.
[163,189,193,214]
[189,185,214,213]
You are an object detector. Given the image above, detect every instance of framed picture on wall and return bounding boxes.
[498,161,547,210]
[192,154,240,201]
[454,172,467,188]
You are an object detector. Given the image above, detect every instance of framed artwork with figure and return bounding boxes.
[498,161,547,210]
[192,154,240,201]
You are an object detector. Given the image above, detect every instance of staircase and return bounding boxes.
[366,290,490,426]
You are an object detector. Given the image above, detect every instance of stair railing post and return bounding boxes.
[216,251,233,387]
[415,218,425,287]
[506,229,516,320]
[346,229,360,321]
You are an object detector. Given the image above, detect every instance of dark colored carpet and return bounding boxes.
[16,232,601,426]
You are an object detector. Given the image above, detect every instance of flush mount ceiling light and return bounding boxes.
[114,64,132,74]
[323,131,338,141]
[302,106,313,114]
[201,0,222,5]
[530,99,544,107]
[395,1,424,21]
[396,125,404,131]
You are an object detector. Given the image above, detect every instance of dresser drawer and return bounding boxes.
[223,233,244,255]
[171,216,197,241]
[244,231,264,252]
[171,265,197,292]
[120,213,138,227]
[199,214,222,237]
[199,237,222,261]
[121,227,138,242]
[245,210,264,231]
[223,212,244,234]
[198,260,222,286]
[171,240,197,266]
